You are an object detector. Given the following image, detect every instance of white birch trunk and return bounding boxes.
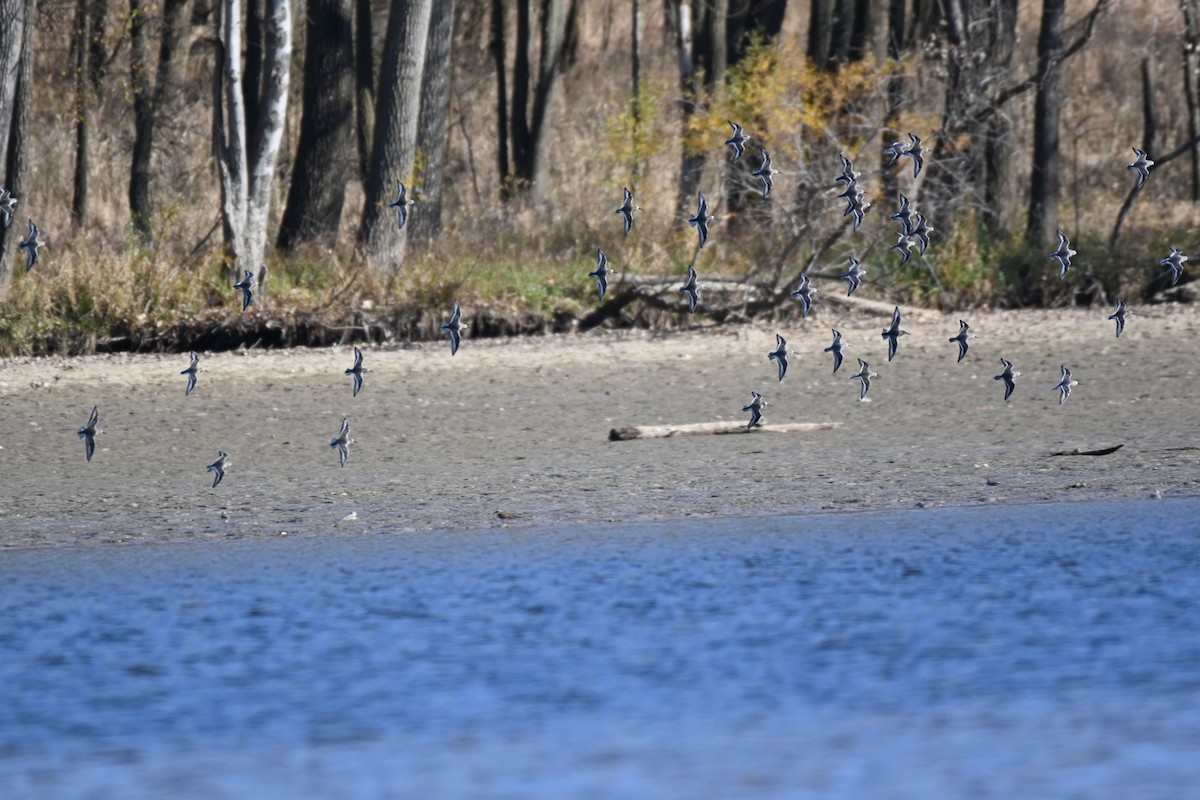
[214,0,291,294]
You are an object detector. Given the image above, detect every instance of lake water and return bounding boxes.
[2,499,1199,798]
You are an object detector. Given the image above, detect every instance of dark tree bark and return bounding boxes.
[88,0,108,91]
[669,0,704,218]
[808,0,836,71]
[358,0,432,265]
[508,0,572,197]
[409,0,455,242]
[70,0,91,229]
[848,0,886,62]
[490,0,510,199]
[242,0,264,177]
[277,0,354,250]
[726,0,786,66]
[353,0,373,181]
[1183,0,1200,202]
[0,0,34,296]
[1027,0,1066,244]
[129,0,188,240]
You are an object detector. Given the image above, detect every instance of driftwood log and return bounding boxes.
[609,421,842,441]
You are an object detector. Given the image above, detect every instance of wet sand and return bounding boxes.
[2,305,1199,549]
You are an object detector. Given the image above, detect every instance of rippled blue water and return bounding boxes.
[3,499,1199,798]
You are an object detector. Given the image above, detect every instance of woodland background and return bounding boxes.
[0,0,1194,355]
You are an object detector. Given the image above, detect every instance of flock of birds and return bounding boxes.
[11,122,1180,482]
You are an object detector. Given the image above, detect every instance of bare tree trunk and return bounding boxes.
[808,0,836,71]
[277,0,354,251]
[357,0,432,266]
[726,0,786,65]
[214,0,292,290]
[671,0,703,219]
[129,0,188,240]
[1183,0,1200,202]
[88,0,108,90]
[630,0,641,180]
[409,0,456,242]
[490,0,511,199]
[353,0,373,181]
[510,0,571,197]
[1026,0,1066,244]
[71,0,91,230]
[0,0,33,297]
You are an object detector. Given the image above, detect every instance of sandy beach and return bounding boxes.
[2,305,1199,549]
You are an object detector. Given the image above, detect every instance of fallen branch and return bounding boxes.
[1047,444,1124,457]
[610,420,842,441]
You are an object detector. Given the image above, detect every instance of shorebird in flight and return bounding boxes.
[825,329,846,373]
[615,187,641,237]
[752,148,780,199]
[890,233,916,264]
[900,133,927,178]
[836,153,862,185]
[890,193,914,233]
[206,451,229,488]
[233,269,254,311]
[843,189,870,231]
[1052,365,1078,406]
[883,140,905,167]
[743,391,767,429]
[0,188,16,226]
[791,273,816,317]
[679,265,701,313]
[1050,230,1077,279]
[851,359,877,401]
[841,257,866,297]
[910,213,934,255]
[768,334,793,382]
[1109,298,1131,338]
[949,319,972,362]
[1161,248,1188,286]
[388,180,416,230]
[994,358,1020,401]
[181,351,203,396]
[441,301,467,356]
[725,121,750,162]
[589,249,614,300]
[881,306,908,362]
[689,192,713,249]
[78,406,99,462]
[1127,147,1154,189]
[18,219,43,272]
[345,346,369,396]
[330,418,353,466]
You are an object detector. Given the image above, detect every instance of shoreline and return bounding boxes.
[3,306,1199,550]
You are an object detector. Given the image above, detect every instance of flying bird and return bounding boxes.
[233,269,254,311]
[768,334,792,382]
[206,451,229,488]
[883,141,905,166]
[994,358,1020,401]
[909,213,934,255]
[181,351,203,396]
[679,265,701,313]
[1127,147,1154,189]
[890,234,916,264]
[825,329,846,373]
[388,180,416,230]
[791,273,816,317]
[851,359,877,401]
[725,121,750,162]
[1050,230,1077,279]
[881,306,908,362]
[615,187,641,237]
[1161,248,1188,286]
[589,249,614,300]
[441,301,467,356]
[743,391,767,430]
[78,406,99,462]
[345,346,369,397]
[890,193,914,233]
[836,153,862,185]
[0,188,17,226]
[688,192,714,249]
[900,133,927,178]
[1052,365,1078,406]
[1109,298,1131,338]
[949,320,972,362]
[752,148,780,198]
[18,218,44,272]
[841,257,867,297]
[330,418,353,466]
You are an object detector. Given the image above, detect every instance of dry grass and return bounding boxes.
[1,0,1196,355]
